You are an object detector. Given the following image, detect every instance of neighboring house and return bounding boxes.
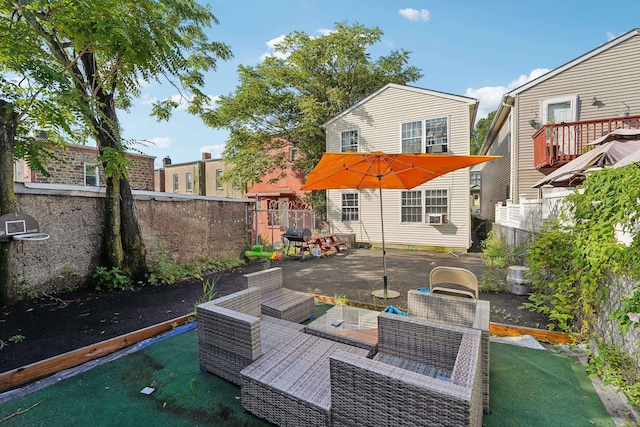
[14,143,155,191]
[323,83,479,252]
[204,157,242,198]
[480,28,640,223]
[470,164,482,215]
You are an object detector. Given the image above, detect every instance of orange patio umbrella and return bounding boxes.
[301,151,500,297]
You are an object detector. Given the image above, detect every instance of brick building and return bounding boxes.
[14,144,155,191]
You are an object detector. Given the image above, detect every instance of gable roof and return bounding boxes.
[480,28,640,155]
[324,83,479,128]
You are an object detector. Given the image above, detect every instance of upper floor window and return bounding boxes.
[84,163,99,186]
[541,95,578,124]
[341,130,358,152]
[186,172,193,192]
[341,192,359,221]
[470,171,481,187]
[401,121,422,153]
[215,169,223,189]
[290,148,299,161]
[425,117,449,153]
[401,190,422,222]
[172,174,179,192]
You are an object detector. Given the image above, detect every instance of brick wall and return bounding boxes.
[32,144,155,191]
[11,184,251,294]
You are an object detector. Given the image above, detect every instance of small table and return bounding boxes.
[307,234,348,257]
[305,305,379,356]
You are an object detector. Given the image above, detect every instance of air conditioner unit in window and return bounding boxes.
[428,214,447,225]
[426,144,444,154]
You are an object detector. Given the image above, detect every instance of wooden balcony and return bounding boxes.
[533,114,640,170]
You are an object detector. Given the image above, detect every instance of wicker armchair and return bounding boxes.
[330,312,483,427]
[244,267,315,323]
[407,290,490,412]
[197,287,305,384]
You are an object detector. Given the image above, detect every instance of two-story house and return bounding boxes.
[480,28,640,223]
[323,83,479,252]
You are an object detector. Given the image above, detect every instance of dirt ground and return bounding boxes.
[0,247,549,373]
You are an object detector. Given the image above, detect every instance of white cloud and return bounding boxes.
[200,144,225,159]
[149,136,173,148]
[465,68,550,120]
[398,8,430,22]
[317,28,333,36]
[260,35,289,61]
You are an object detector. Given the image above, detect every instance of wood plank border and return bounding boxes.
[0,314,194,393]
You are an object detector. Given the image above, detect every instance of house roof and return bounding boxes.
[480,28,640,155]
[323,83,479,128]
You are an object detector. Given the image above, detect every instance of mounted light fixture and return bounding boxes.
[591,96,598,106]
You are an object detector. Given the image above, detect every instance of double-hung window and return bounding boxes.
[401,190,422,222]
[186,172,193,192]
[401,121,422,153]
[172,174,179,192]
[341,192,359,221]
[425,117,449,153]
[215,169,223,189]
[84,163,99,186]
[425,189,449,223]
[341,130,358,152]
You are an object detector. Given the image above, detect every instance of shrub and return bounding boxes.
[93,267,132,292]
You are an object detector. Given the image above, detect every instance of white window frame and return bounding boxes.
[341,130,359,152]
[215,169,223,189]
[400,190,423,222]
[172,174,179,192]
[424,188,449,224]
[84,163,99,187]
[425,117,450,153]
[341,192,359,221]
[400,121,422,153]
[186,172,193,192]
[540,95,578,124]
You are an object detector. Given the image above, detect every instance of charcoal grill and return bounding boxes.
[283,227,312,261]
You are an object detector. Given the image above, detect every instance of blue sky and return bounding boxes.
[117,1,640,168]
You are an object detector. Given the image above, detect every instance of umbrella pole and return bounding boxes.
[378,182,388,298]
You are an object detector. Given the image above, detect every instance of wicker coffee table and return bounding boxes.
[305,305,379,356]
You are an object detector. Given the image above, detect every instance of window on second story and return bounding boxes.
[401,190,422,222]
[401,121,422,153]
[341,192,359,221]
[215,169,223,189]
[186,172,193,192]
[425,117,449,153]
[470,171,481,187]
[84,163,99,186]
[173,174,179,192]
[290,148,299,161]
[341,130,358,152]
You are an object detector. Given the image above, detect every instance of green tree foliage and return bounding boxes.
[1,0,231,302]
[471,110,496,155]
[206,22,422,195]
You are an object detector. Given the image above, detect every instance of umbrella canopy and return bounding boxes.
[586,128,640,146]
[301,151,499,296]
[533,140,640,187]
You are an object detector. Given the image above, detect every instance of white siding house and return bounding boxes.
[323,83,479,252]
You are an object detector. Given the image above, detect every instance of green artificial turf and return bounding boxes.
[0,305,615,426]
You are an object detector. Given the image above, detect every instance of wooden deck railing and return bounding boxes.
[533,114,640,169]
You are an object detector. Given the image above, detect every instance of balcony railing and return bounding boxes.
[533,114,640,169]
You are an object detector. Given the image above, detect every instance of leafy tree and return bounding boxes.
[1,0,231,303]
[206,22,422,200]
[471,110,496,155]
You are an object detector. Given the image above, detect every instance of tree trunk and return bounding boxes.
[119,177,147,281]
[0,101,20,304]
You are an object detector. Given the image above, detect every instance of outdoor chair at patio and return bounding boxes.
[197,287,305,384]
[429,266,479,299]
[407,290,491,412]
[330,312,484,427]
[244,267,315,323]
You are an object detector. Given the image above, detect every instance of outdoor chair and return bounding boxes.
[244,267,315,323]
[407,290,491,412]
[330,312,484,427]
[197,287,305,384]
[429,266,479,299]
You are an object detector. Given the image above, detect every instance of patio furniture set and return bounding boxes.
[197,267,490,427]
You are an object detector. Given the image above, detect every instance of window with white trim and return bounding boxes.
[172,174,179,192]
[425,189,449,223]
[401,190,422,222]
[341,130,358,152]
[541,95,578,124]
[186,172,193,191]
[401,121,422,153]
[341,192,359,221]
[425,117,449,153]
[215,169,223,189]
[84,163,99,186]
